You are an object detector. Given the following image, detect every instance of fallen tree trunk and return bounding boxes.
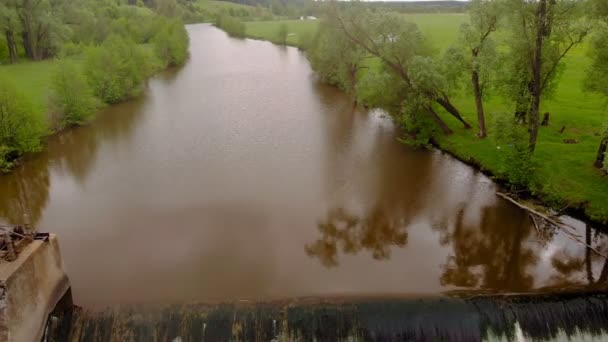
[496,192,607,259]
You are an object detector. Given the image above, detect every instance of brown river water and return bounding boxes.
[0,24,606,307]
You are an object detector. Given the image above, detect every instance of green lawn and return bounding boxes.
[194,0,272,21]
[0,60,56,116]
[245,20,319,47]
[196,0,257,12]
[243,15,608,223]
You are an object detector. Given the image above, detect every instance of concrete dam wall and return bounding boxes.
[48,293,608,341]
[0,233,71,342]
[1,232,608,341]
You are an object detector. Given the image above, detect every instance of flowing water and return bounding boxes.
[1,24,607,316]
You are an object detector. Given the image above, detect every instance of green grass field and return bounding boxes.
[0,60,55,116]
[243,15,608,223]
[245,20,319,46]
[194,0,272,21]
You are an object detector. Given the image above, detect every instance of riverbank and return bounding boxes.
[0,12,189,173]
[237,17,608,225]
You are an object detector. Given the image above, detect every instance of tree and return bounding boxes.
[504,0,590,152]
[585,3,608,169]
[331,7,472,134]
[15,0,54,60]
[153,18,189,67]
[308,18,366,100]
[0,2,20,63]
[0,78,47,166]
[49,59,98,129]
[84,36,154,104]
[451,0,501,138]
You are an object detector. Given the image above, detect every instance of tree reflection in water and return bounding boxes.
[306,202,608,293]
[548,224,608,287]
[0,98,145,227]
[305,207,408,267]
[0,155,50,226]
[439,205,538,292]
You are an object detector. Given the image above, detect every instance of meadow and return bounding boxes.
[243,15,608,223]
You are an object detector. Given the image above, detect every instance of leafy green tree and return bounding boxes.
[0,2,20,63]
[332,7,472,133]
[503,0,590,152]
[449,0,501,138]
[49,59,98,128]
[308,18,366,100]
[14,0,70,60]
[153,18,189,67]
[585,26,608,169]
[84,36,154,104]
[493,111,535,189]
[356,66,407,113]
[155,0,182,18]
[0,79,47,168]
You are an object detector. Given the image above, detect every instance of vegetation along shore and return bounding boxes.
[214,0,608,224]
[2,0,608,225]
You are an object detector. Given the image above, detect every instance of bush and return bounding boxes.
[0,145,15,172]
[84,36,154,104]
[153,19,189,67]
[49,60,99,128]
[59,42,88,58]
[215,15,245,38]
[0,79,47,167]
[493,112,536,189]
[397,111,438,148]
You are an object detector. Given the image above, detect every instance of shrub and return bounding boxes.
[397,111,438,148]
[49,59,98,128]
[59,42,88,58]
[153,19,189,67]
[493,112,536,189]
[84,36,153,104]
[0,145,15,172]
[0,79,47,166]
[215,15,245,38]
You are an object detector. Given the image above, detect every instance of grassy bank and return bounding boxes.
[242,16,608,223]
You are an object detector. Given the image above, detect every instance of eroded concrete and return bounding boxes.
[0,234,70,342]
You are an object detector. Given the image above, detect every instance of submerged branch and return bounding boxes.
[496,192,607,259]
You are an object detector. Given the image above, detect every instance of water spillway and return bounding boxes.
[46,293,608,341]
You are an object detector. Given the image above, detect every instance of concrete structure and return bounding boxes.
[0,234,70,342]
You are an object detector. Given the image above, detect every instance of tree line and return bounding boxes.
[0,0,189,171]
[305,0,608,189]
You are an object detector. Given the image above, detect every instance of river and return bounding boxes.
[0,24,606,308]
